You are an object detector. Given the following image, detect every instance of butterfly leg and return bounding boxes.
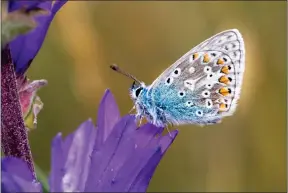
[135,113,143,127]
[166,126,172,137]
[139,116,143,126]
[129,105,136,114]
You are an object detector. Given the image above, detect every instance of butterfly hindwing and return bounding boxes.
[149,29,245,125]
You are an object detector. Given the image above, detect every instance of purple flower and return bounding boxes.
[1,1,67,179]
[8,0,67,75]
[1,157,42,192]
[1,90,178,192]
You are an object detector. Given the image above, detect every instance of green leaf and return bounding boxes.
[34,163,50,192]
[1,12,35,48]
[1,6,49,48]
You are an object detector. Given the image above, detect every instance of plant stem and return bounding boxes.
[1,46,36,179]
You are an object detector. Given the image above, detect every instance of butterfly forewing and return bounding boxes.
[149,29,245,125]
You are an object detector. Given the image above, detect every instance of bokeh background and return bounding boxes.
[27,1,286,192]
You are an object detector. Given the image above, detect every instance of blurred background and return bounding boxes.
[27,1,286,192]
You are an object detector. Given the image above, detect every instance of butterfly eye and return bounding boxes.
[195,110,204,117]
[135,87,143,97]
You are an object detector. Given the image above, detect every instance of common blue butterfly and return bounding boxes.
[111,29,245,127]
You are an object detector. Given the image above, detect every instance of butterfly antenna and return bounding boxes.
[110,64,141,84]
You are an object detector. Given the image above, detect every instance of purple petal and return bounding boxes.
[108,148,162,192]
[9,0,67,75]
[49,133,64,192]
[61,132,74,166]
[94,89,121,150]
[61,119,96,192]
[2,171,42,192]
[93,119,139,191]
[49,119,97,192]
[2,157,35,181]
[133,123,164,148]
[8,0,51,12]
[84,115,135,191]
[158,130,178,154]
[127,154,161,192]
[47,90,179,192]
[2,172,22,192]
[129,130,178,192]
[51,0,67,14]
[1,157,42,192]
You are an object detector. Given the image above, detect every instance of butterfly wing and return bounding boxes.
[148,29,245,125]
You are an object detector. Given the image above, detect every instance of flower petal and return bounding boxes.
[84,115,135,191]
[60,119,96,192]
[49,133,64,192]
[47,90,179,192]
[94,123,164,191]
[93,119,140,191]
[2,157,34,181]
[107,147,162,192]
[1,157,42,192]
[2,171,42,192]
[8,0,67,75]
[94,89,121,150]
[8,1,51,12]
[158,130,179,154]
[51,0,68,14]
[129,130,178,192]
[133,123,164,148]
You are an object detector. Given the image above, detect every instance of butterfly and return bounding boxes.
[111,29,245,127]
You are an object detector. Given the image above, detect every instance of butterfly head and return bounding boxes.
[110,64,148,101]
[130,81,147,101]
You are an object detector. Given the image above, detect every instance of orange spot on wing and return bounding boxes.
[219,87,231,96]
[219,76,230,84]
[193,53,199,60]
[219,103,227,111]
[221,66,229,74]
[203,53,210,63]
[217,58,224,65]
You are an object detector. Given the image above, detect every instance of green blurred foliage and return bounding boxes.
[26,2,286,192]
[1,7,36,48]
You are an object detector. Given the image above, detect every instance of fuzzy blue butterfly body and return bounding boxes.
[114,29,245,127]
